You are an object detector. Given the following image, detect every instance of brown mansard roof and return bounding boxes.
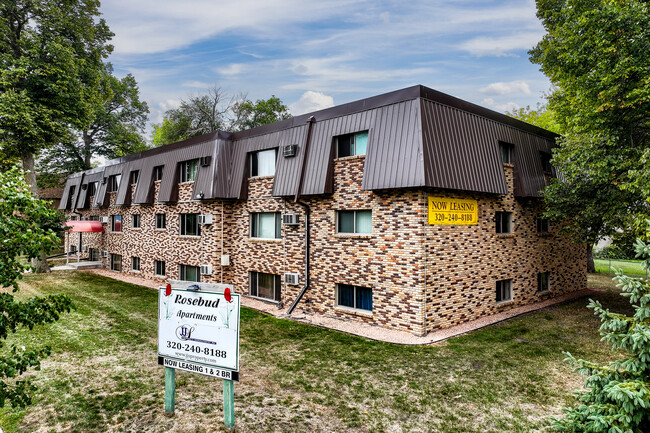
[60,85,557,210]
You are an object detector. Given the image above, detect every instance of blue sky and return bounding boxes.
[100,0,550,131]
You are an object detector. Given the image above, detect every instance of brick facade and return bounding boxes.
[67,156,586,336]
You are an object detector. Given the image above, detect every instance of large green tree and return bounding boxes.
[152,87,291,146]
[0,167,73,407]
[528,0,650,271]
[39,63,150,174]
[0,0,113,272]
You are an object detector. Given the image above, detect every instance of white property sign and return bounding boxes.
[158,286,240,381]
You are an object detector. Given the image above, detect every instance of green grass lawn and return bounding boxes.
[594,258,648,278]
[0,272,632,433]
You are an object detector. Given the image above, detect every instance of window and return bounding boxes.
[107,174,121,192]
[495,212,512,234]
[132,214,141,229]
[155,260,166,276]
[153,165,164,181]
[179,265,200,282]
[249,272,281,301]
[540,152,553,173]
[87,182,97,197]
[110,254,122,272]
[89,248,99,261]
[180,213,200,236]
[496,279,512,303]
[132,257,141,271]
[156,213,166,229]
[337,210,372,234]
[499,142,514,164]
[129,170,139,185]
[111,215,122,232]
[251,149,277,177]
[336,131,368,158]
[537,217,549,233]
[180,159,198,182]
[250,212,281,239]
[67,185,76,208]
[337,284,373,312]
[89,215,100,221]
[538,272,550,293]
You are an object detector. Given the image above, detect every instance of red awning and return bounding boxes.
[64,220,104,233]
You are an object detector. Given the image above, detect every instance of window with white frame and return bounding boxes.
[250,149,277,177]
[495,212,512,234]
[179,265,200,282]
[132,256,140,271]
[180,213,200,236]
[111,215,122,232]
[537,272,550,293]
[132,214,141,229]
[180,159,198,182]
[156,213,166,229]
[249,271,281,301]
[337,284,373,312]
[155,260,166,276]
[89,248,99,261]
[336,131,368,158]
[496,279,512,303]
[250,212,281,239]
[337,210,372,234]
[110,254,122,272]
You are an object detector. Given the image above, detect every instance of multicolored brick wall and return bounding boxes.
[67,158,586,336]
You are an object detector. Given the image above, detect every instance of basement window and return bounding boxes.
[155,260,166,276]
[132,257,140,272]
[496,279,512,303]
[337,210,372,234]
[180,159,198,182]
[179,265,200,282]
[111,215,122,232]
[180,213,201,236]
[337,284,373,312]
[110,254,122,272]
[251,149,277,177]
[336,131,368,158]
[495,212,512,234]
[249,271,281,302]
[537,272,550,293]
[250,212,281,239]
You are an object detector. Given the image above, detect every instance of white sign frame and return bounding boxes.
[158,286,240,378]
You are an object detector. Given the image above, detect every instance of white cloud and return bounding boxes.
[217,63,244,76]
[459,31,544,57]
[289,91,334,115]
[182,80,212,89]
[481,98,520,113]
[479,80,531,96]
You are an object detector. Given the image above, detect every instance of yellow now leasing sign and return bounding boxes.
[428,196,478,225]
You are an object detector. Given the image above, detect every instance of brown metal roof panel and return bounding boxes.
[132,157,158,205]
[59,177,76,210]
[115,160,138,206]
[271,125,307,197]
[76,171,104,209]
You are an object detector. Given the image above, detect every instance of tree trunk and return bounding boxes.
[20,152,51,274]
[83,131,93,169]
[587,244,596,274]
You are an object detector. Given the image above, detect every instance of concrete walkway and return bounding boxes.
[51,261,103,271]
[83,268,599,345]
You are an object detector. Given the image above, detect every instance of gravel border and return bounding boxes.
[82,268,598,345]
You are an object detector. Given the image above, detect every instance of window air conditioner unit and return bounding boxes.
[82,246,89,252]
[284,273,300,286]
[101,250,108,258]
[198,214,213,224]
[283,144,297,158]
[99,216,109,224]
[282,213,300,226]
[200,264,212,275]
[200,156,212,167]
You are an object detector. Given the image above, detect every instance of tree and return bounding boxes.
[554,234,650,432]
[0,168,73,407]
[0,0,113,272]
[39,63,150,174]
[528,0,650,272]
[152,87,292,146]
[507,103,560,134]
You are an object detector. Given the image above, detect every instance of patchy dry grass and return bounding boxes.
[0,272,631,433]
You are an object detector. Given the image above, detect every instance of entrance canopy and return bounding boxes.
[64,220,104,232]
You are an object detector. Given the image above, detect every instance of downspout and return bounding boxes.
[72,174,85,261]
[287,116,315,315]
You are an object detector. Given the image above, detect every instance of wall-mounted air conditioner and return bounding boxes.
[99,216,109,224]
[283,144,298,158]
[284,273,300,285]
[101,250,108,258]
[82,246,89,252]
[200,156,212,167]
[282,213,300,226]
[198,214,213,224]
[200,264,212,275]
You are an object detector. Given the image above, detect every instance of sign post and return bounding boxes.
[158,285,240,428]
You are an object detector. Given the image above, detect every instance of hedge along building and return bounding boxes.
[60,85,586,336]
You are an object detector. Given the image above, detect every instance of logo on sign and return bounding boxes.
[176,325,194,340]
